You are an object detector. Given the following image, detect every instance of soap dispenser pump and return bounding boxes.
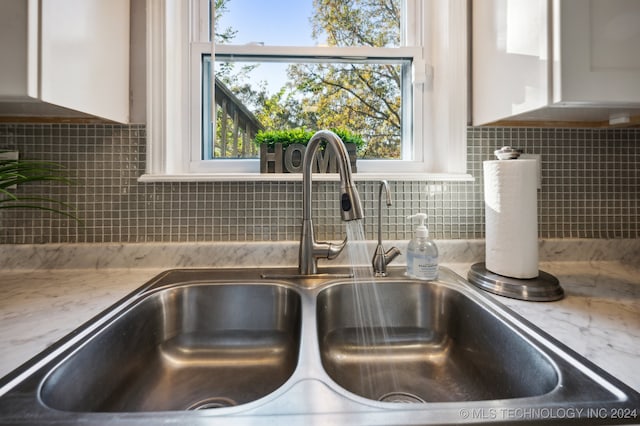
[406,213,438,280]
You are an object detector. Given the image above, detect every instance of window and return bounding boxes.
[143,0,468,180]
[204,57,412,160]
[205,0,413,161]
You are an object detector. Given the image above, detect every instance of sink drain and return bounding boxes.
[378,391,426,404]
[186,397,237,410]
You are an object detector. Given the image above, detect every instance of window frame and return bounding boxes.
[142,0,470,182]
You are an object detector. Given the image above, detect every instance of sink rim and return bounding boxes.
[0,266,637,425]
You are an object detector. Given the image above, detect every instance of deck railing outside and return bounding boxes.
[211,78,263,159]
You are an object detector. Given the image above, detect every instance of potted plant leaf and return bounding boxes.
[0,155,78,220]
[255,128,364,173]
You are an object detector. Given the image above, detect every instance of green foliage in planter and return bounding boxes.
[254,128,365,152]
[0,157,78,221]
[255,128,313,147]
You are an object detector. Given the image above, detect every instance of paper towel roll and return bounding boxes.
[484,159,539,279]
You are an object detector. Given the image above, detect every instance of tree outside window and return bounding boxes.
[209,0,406,160]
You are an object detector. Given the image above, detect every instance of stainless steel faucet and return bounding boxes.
[298,130,364,275]
[372,180,401,276]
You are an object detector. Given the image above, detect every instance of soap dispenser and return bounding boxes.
[406,213,438,280]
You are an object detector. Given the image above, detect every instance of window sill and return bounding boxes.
[138,172,474,183]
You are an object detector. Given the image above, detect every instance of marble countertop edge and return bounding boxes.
[1,238,638,271]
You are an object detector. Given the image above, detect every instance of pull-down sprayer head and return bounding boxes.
[303,130,363,222]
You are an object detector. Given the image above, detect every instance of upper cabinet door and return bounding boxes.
[40,0,130,123]
[472,0,640,126]
[0,0,38,99]
[0,0,130,123]
[557,0,640,105]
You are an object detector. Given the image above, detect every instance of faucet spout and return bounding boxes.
[372,180,401,276]
[299,130,364,275]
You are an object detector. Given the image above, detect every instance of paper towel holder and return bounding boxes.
[467,263,564,302]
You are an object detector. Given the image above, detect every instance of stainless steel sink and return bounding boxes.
[0,267,638,425]
[317,281,558,402]
[40,284,301,412]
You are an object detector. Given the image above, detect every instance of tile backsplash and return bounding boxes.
[0,124,638,244]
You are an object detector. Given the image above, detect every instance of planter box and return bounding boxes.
[260,143,357,173]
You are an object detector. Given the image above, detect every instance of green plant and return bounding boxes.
[254,128,365,151]
[0,157,78,220]
[254,128,314,147]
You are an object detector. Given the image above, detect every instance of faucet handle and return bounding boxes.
[312,237,347,261]
[372,245,401,277]
[325,237,347,260]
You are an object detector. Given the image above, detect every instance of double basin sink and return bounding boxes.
[0,266,638,424]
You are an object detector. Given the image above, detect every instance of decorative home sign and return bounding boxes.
[260,143,357,173]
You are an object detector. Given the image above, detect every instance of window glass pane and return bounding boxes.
[203,56,409,160]
[213,0,402,48]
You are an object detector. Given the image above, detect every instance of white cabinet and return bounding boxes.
[0,0,130,123]
[473,0,640,126]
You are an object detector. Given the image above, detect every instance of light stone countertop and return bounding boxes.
[0,268,163,379]
[448,260,640,393]
[0,240,639,395]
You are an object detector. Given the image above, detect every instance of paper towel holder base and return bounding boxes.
[467,263,564,302]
